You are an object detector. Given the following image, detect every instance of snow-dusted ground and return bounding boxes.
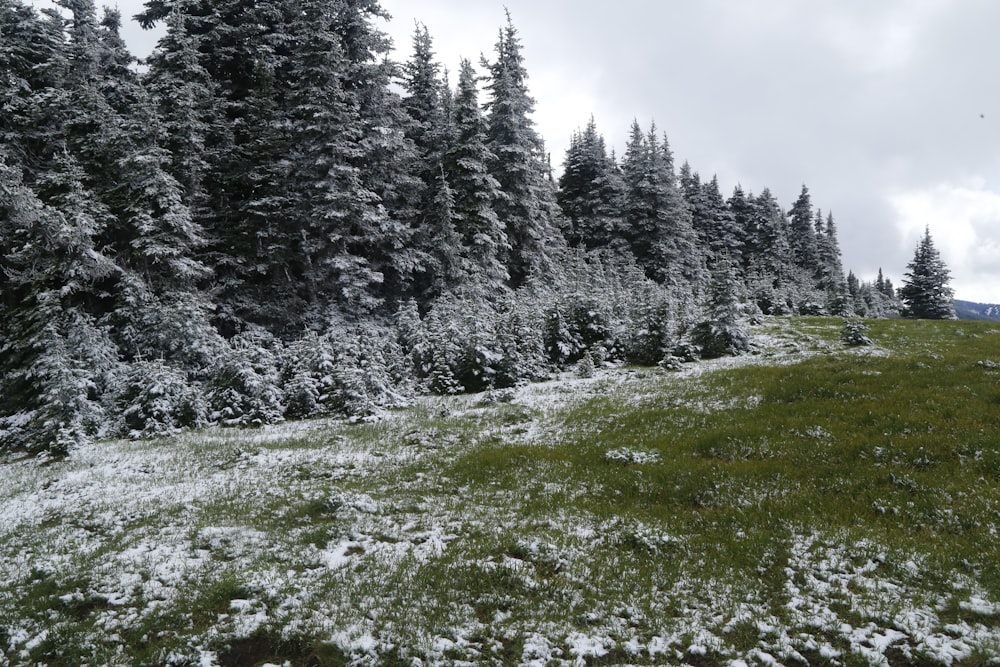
[3,321,1000,666]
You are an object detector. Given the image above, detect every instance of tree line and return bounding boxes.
[1,0,938,455]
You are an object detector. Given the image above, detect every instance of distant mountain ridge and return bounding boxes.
[955,299,1000,322]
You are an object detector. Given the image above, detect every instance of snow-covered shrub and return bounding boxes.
[624,287,680,366]
[692,258,750,359]
[543,292,612,367]
[543,304,579,366]
[691,319,750,359]
[478,387,517,405]
[492,293,547,386]
[406,289,547,394]
[841,319,873,347]
[1,305,118,455]
[329,321,411,416]
[746,275,794,316]
[454,306,507,392]
[112,360,207,438]
[658,355,685,371]
[208,329,284,427]
[280,333,332,419]
[283,323,411,420]
[575,351,595,378]
[110,276,225,376]
[671,340,702,362]
[412,296,464,393]
[798,299,826,316]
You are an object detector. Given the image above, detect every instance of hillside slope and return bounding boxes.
[2,318,1000,667]
[956,299,1000,322]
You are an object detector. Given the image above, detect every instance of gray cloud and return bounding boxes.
[383,0,1000,301]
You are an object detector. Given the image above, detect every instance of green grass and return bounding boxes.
[2,317,1000,666]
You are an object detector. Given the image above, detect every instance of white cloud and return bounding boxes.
[890,182,1000,303]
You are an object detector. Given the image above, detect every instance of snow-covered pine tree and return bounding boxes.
[557,116,626,250]
[851,269,900,319]
[279,0,386,320]
[143,5,218,213]
[0,2,67,180]
[900,227,956,319]
[112,358,207,439]
[621,120,655,270]
[692,255,750,359]
[815,211,851,315]
[621,122,705,292]
[682,167,740,276]
[788,184,819,273]
[740,188,797,314]
[208,328,285,427]
[876,268,896,300]
[331,0,424,308]
[446,58,509,291]
[401,25,463,299]
[482,11,563,287]
[140,0,306,324]
[60,1,219,384]
[624,281,681,366]
[0,154,119,454]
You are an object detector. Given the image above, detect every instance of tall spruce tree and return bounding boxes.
[279,0,378,320]
[557,116,626,250]
[0,2,67,176]
[742,188,796,314]
[621,121,704,290]
[401,24,463,299]
[446,58,508,291]
[143,5,218,213]
[482,11,562,286]
[900,227,956,319]
[333,0,423,308]
[683,168,742,271]
[787,184,819,273]
[0,153,118,454]
[815,211,850,314]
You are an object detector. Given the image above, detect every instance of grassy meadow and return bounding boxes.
[2,317,1000,666]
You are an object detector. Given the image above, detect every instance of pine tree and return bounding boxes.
[692,255,749,359]
[787,184,819,272]
[727,184,753,273]
[143,5,218,210]
[0,2,67,177]
[401,24,447,160]
[684,169,742,271]
[482,11,562,286]
[854,268,900,318]
[279,0,385,319]
[0,154,119,453]
[816,211,851,315]
[557,115,626,250]
[401,24,462,299]
[900,227,956,319]
[621,121,704,290]
[742,189,796,314]
[331,0,423,308]
[423,163,464,295]
[446,58,508,290]
[876,268,897,301]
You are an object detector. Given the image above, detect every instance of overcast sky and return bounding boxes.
[38,0,1000,302]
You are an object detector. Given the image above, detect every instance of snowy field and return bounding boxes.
[2,318,1000,666]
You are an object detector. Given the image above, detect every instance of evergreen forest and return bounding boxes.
[0,0,908,455]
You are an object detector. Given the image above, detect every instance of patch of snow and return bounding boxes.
[566,632,612,666]
[961,595,1000,616]
[604,447,661,465]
